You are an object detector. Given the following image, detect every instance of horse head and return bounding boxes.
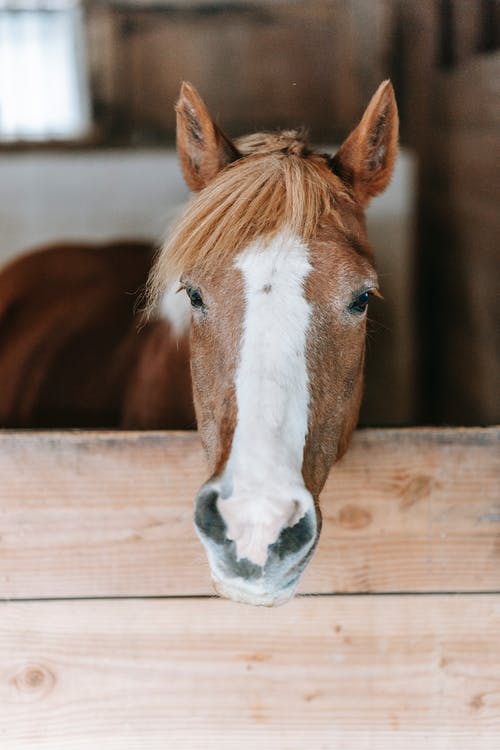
[149,81,398,605]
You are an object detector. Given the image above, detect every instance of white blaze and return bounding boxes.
[218,229,314,566]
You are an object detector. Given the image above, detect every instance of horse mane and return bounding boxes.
[146,129,353,314]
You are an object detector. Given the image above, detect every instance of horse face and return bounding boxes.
[152,81,398,605]
[186,222,378,606]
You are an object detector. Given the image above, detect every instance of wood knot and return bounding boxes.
[400,474,439,509]
[239,652,272,663]
[470,693,484,711]
[337,504,372,530]
[11,663,55,699]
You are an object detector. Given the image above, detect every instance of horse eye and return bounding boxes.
[187,287,204,308]
[349,290,370,314]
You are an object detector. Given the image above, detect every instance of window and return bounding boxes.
[0,0,91,141]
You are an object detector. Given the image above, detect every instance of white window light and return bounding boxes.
[0,0,91,141]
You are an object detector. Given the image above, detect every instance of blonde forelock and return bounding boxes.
[146,135,352,314]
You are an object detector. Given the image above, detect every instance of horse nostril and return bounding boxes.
[231,557,263,580]
[194,487,226,544]
[270,512,316,560]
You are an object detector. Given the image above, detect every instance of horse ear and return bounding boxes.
[175,82,241,192]
[330,80,398,206]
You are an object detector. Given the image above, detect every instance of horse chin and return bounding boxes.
[212,576,299,608]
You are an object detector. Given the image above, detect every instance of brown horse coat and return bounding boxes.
[0,241,194,428]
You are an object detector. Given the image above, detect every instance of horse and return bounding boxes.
[0,240,194,429]
[145,81,399,606]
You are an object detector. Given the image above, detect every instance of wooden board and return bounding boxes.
[1,595,499,749]
[433,51,500,127]
[422,193,499,424]
[1,428,498,599]
[85,0,394,143]
[420,52,500,424]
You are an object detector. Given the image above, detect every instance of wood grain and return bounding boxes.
[0,595,499,749]
[0,428,498,599]
[85,0,394,143]
[421,52,500,424]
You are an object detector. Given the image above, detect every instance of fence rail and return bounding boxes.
[1,427,498,599]
[1,426,499,748]
[2,595,499,749]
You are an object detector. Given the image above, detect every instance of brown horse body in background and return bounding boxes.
[0,241,194,429]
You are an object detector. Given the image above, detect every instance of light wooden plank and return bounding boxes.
[0,595,499,749]
[0,428,499,598]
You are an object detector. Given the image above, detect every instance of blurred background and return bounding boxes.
[0,0,498,426]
